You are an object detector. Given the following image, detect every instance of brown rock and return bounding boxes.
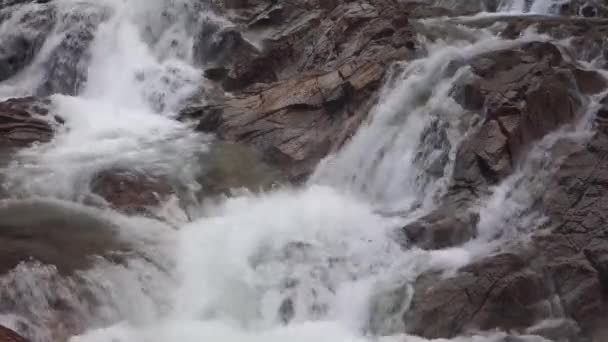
[0,97,54,150]
[90,169,175,216]
[401,209,479,250]
[183,0,440,179]
[0,325,27,342]
[184,61,384,179]
[451,42,587,189]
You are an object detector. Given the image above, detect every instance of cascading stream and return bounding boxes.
[0,1,603,342]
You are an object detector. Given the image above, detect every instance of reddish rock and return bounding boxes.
[90,169,175,216]
[0,325,27,342]
[0,97,54,150]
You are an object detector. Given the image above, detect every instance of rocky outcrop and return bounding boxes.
[184,61,384,180]
[400,40,605,250]
[467,15,608,67]
[405,90,608,341]
[0,97,55,151]
[452,41,600,190]
[0,325,27,342]
[182,0,447,178]
[557,0,608,17]
[89,169,176,216]
[0,1,109,95]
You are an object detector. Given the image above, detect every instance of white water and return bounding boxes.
[0,1,599,342]
[497,0,570,13]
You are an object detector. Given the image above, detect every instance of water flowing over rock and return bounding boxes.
[2,0,608,342]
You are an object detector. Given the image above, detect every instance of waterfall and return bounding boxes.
[0,1,602,342]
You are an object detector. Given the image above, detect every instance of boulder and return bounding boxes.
[405,110,608,340]
[0,97,55,151]
[451,41,597,190]
[89,169,175,216]
[401,209,479,250]
[0,325,26,342]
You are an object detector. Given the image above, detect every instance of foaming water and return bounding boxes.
[1,0,209,201]
[497,0,570,14]
[311,26,540,213]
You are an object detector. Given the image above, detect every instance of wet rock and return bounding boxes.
[451,41,590,190]
[0,97,54,151]
[407,252,554,338]
[90,169,175,216]
[0,325,27,342]
[37,3,110,96]
[406,126,608,339]
[278,298,294,324]
[197,142,283,197]
[401,209,479,250]
[183,0,439,179]
[193,23,275,91]
[0,4,55,82]
[184,62,383,179]
[560,0,608,18]
[0,199,127,276]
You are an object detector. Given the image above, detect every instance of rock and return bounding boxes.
[463,15,608,66]
[0,325,27,342]
[417,40,598,254]
[90,169,175,216]
[183,0,440,178]
[406,126,608,340]
[451,41,591,190]
[401,209,479,250]
[407,252,554,339]
[196,142,283,197]
[37,3,110,96]
[183,61,383,179]
[0,3,55,82]
[560,0,608,18]
[0,199,128,276]
[0,97,54,151]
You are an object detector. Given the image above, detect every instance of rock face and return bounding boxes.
[2,1,608,342]
[0,97,54,151]
[401,40,605,250]
[182,0,442,179]
[451,41,594,189]
[403,24,608,342]
[0,325,27,342]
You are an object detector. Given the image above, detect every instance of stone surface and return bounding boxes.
[0,325,26,342]
[0,199,128,276]
[0,97,54,150]
[90,169,175,216]
[183,0,443,178]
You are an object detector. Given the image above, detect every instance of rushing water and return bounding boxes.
[0,0,598,342]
